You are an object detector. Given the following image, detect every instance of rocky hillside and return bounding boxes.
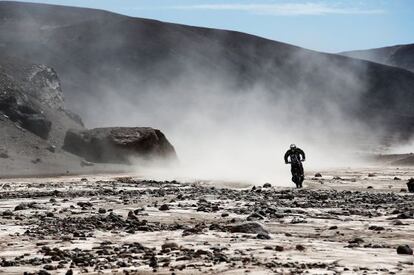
[0,55,88,176]
[0,56,84,145]
[341,44,414,73]
[0,55,177,176]
[0,1,413,144]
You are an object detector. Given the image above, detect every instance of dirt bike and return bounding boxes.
[286,156,305,188]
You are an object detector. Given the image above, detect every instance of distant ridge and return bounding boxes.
[341,43,414,73]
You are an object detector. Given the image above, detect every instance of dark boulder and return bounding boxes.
[397,245,413,255]
[63,127,177,164]
[159,204,170,211]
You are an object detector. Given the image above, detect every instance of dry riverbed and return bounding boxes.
[0,167,414,274]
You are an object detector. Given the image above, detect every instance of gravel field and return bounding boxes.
[0,167,414,274]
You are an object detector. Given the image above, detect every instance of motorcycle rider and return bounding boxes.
[284,144,306,188]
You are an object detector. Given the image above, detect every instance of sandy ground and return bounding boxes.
[0,167,413,275]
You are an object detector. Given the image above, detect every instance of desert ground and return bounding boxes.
[0,167,413,275]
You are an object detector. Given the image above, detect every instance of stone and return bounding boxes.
[275,245,284,252]
[161,242,179,251]
[256,233,271,240]
[159,204,170,211]
[295,244,306,251]
[63,127,177,164]
[349,237,364,244]
[228,222,268,235]
[397,245,413,255]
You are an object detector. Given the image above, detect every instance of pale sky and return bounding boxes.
[10,0,414,52]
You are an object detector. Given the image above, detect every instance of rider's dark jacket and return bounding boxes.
[284,148,305,164]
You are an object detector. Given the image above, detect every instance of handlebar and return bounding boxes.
[286,159,305,164]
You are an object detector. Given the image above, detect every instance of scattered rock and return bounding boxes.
[295,244,306,251]
[2,210,13,216]
[263,183,272,188]
[397,245,413,255]
[275,245,284,252]
[393,220,404,226]
[228,222,268,235]
[314,173,322,177]
[159,204,170,211]
[14,202,41,211]
[397,212,413,219]
[161,242,179,251]
[349,237,364,244]
[256,233,271,240]
[368,225,385,231]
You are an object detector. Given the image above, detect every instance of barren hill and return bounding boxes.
[341,44,414,73]
[0,1,413,144]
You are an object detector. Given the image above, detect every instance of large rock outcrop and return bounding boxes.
[0,56,85,145]
[0,71,51,139]
[62,127,177,164]
[0,56,65,110]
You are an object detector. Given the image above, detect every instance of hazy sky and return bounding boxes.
[11,0,414,52]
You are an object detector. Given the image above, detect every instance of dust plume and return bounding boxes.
[77,54,379,185]
[2,2,407,184]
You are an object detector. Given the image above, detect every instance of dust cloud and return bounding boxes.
[2,3,389,184]
[78,59,377,185]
